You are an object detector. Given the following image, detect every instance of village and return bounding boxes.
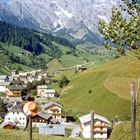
[0,69,112,140]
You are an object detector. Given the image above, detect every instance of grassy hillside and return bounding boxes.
[59,56,140,121]
[59,45,116,68]
[47,44,116,72]
[110,122,139,140]
[0,129,84,140]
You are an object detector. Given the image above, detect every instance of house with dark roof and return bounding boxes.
[32,111,59,127]
[42,101,63,120]
[4,104,27,128]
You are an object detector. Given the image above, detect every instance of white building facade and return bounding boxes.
[37,85,55,98]
[42,101,63,120]
[0,82,11,93]
[4,106,27,128]
[79,113,110,139]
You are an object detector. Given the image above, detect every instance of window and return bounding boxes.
[49,125,53,128]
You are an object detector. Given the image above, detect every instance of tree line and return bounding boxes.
[0,21,75,56]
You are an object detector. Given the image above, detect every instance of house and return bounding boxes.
[76,65,87,72]
[0,75,13,92]
[6,103,14,111]
[37,85,55,98]
[0,122,15,129]
[0,82,11,93]
[6,85,23,97]
[39,124,65,136]
[79,113,110,139]
[42,101,63,120]
[18,76,28,85]
[4,104,27,128]
[32,111,59,127]
[0,75,13,82]
[11,69,19,79]
[37,85,48,96]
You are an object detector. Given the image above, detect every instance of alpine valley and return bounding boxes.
[0,1,140,140]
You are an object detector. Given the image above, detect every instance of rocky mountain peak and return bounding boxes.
[0,0,126,44]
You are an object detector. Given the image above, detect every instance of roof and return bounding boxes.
[40,124,65,135]
[9,104,24,114]
[38,111,52,120]
[37,85,48,89]
[42,101,63,109]
[0,121,15,128]
[0,82,11,86]
[8,97,22,102]
[45,89,55,94]
[49,117,59,124]
[6,103,13,108]
[7,85,23,90]
[37,111,59,124]
[0,76,13,82]
[79,113,110,124]
[0,75,7,79]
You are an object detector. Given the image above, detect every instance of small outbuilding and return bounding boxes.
[0,122,15,129]
[39,124,65,136]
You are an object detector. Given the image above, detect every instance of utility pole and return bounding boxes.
[29,115,32,140]
[136,78,140,139]
[91,111,94,140]
[130,82,136,140]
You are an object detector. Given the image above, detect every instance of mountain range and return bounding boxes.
[0,0,128,44]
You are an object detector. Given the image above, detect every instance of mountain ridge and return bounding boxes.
[0,0,127,44]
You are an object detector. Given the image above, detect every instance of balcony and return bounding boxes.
[94,124,107,127]
[6,92,21,97]
[94,129,107,133]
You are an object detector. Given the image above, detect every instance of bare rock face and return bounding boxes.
[0,0,126,44]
